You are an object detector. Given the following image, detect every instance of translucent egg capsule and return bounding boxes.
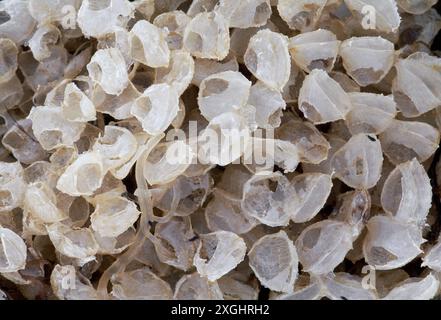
[321,273,378,300]
[0,75,23,109]
[183,12,230,60]
[28,0,81,25]
[393,52,441,117]
[153,10,191,50]
[174,272,224,300]
[422,235,441,272]
[244,29,291,91]
[198,71,252,121]
[396,0,437,15]
[296,220,353,275]
[194,231,247,281]
[382,273,439,300]
[0,38,18,83]
[363,215,425,270]
[379,119,440,165]
[214,0,272,29]
[331,134,383,189]
[0,227,27,273]
[346,93,397,135]
[289,29,341,73]
[28,24,62,62]
[192,55,239,87]
[340,37,395,87]
[0,161,26,213]
[381,158,431,226]
[0,0,36,45]
[277,0,328,32]
[290,173,333,223]
[62,82,96,123]
[298,69,352,124]
[87,48,129,96]
[51,265,98,300]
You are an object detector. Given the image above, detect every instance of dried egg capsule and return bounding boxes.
[244,29,291,91]
[0,227,27,273]
[94,228,135,255]
[422,236,441,272]
[298,69,352,124]
[0,75,23,109]
[194,231,247,281]
[183,12,230,60]
[62,82,96,123]
[215,0,272,29]
[51,265,98,300]
[379,119,440,165]
[0,38,18,83]
[331,134,383,189]
[0,161,26,213]
[289,29,341,73]
[345,92,397,135]
[381,158,431,226]
[383,273,439,300]
[248,231,298,293]
[398,9,441,47]
[153,10,191,50]
[277,0,328,32]
[192,55,239,87]
[393,52,441,117]
[198,71,252,121]
[218,271,259,300]
[28,24,61,62]
[397,0,437,15]
[296,220,353,275]
[363,215,425,270]
[174,272,224,300]
[321,273,378,300]
[0,0,36,45]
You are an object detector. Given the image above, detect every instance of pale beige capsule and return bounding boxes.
[28,0,81,24]
[296,220,353,275]
[298,69,352,124]
[194,231,247,281]
[56,152,105,196]
[291,173,333,223]
[344,0,401,33]
[363,215,424,270]
[393,52,441,117]
[0,0,36,45]
[192,55,239,87]
[0,75,23,109]
[87,48,129,95]
[218,271,259,300]
[289,29,341,73]
[131,83,179,135]
[340,37,395,87]
[248,231,299,293]
[51,264,98,300]
[215,0,272,29]
[129,20,170,68]
[397,0,437,14]
[422,235,441,272]
[244,29,291,91]
[398,9,441,47]
[321,273,378,300]
[28,24,61,62]
[62,83,96,122]
[346,93,397,135]
[187,0,219,17]
[94,228,135,255]
[381,159,431,226]
[153,10,191,50]
[276,119,330,164]
[174,272,224,300]
[0,38,18,83]
[111,268,173,300]
[247,81,286,129]
[155,50,194,96]
[331,134,383,189]
[0,161,26,213]
[277,0,327,32]
[383,273,439,300]
[271,276,322,300]
[198,71,251,121]
[241,171,298,227]
[0,227,27,273]
[183,12,230,60]
[379,119,440,165]
[77,0,134,39]
[90,195,140,238]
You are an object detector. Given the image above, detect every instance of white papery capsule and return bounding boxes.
[111,268,173,300]
[422,235,441,272]
[379,119,440,165]
[332,134,383,189]
[290,173,333,223]
[28,24,61,62]
[289,29,341,73]
[183,12,230,60]
[321,273,378,300]
[62,83,96,122]
[131,83,179,135]
[0,38,18,84]
[0,0,36,45]
[277,0,328,32]
[340,37,395,87]
[363,215,425,270]
[51,264,98,300]
[244,29,291,91]
[198,71,252,121]
[397,0,438,15]
[56,152,105,196]
[87,48,129,95]
[298,69,352,124]
[344,0,401,33]
[0,227,27,273]
[296,220,353,275]
[0,162,26,213]
[194,231,247,281]
[381,159,431,226]
[241,171,298,227]
[77,0,134,39]
[214,0,272,29]
[382,273,439,300]
[393,52,441,117]
[174,272,224,300]
[153,10,191,50]
[28,106,85,151]
[346,93,397,135]
[187,0,219,16]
